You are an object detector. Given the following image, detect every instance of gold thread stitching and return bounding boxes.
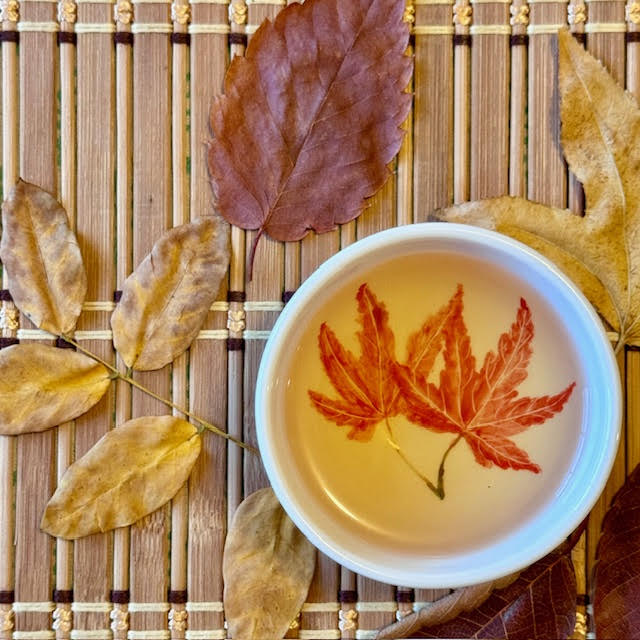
[0,0,19,23]
[113,0,133,25]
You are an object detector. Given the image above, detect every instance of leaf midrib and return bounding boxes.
[259,0,377,232]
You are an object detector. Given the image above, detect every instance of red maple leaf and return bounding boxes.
[308,283,400,441]
[395,290,576,473]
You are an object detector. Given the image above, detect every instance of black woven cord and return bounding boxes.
[227,290,246,303]
[0,31,19,43]
[53,590,74,603]
[627,31,640,43]
[57,31,77,46]
[228,32,247,47]
[396,589,415,603]
[171,32,190,45]
[282,290,296,304]
[56,337,76,350]
[0,591,14,605]
[0,337,19,349]
[227,337,245,351]
[339,590,358,604]
[572,32,586,45]
[0,290,13,302]
[510,34,528,47]
[453,33,471,47]
[114,31,133,46]
[110,590,130,604]
[113,290,123,303]
[168,590,188,604]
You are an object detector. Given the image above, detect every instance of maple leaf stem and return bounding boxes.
[60,335,258,454]
[436,434,463,499]
[384,417,442,498]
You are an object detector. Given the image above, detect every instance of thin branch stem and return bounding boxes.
[384,417,442,498]
[62,335,257,454]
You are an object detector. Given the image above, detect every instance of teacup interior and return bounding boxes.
[273,249,585,557]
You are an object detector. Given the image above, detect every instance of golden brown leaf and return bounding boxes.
[0,343,110,435]
[436,29,640,347]
[0,179,87,335]
[376,572,519,639]
[111,217,229,371]
[223,488,316,640]
[41,415,201,539]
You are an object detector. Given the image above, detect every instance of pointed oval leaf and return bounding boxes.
[403,546,576,639]
[593,463,640,639]
[0,179,87,335]
[208,0,412,251]
[223,487,316,640]
[111,217,230,371]
[41,415,201,539]
[0,343,110,435]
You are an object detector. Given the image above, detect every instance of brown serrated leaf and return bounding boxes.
[593,463,640,639]
[0,343,110,435]
[0,179,87,335]
[41,415,201,539]
[376,572,520,639]
[436,29,640,348]
[111,217,229,371]
[406,546,576,639]
[208,0,412,273]
[223,488,316,640]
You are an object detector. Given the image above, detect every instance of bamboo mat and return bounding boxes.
[0,0,635,638]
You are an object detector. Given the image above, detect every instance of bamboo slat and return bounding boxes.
[0,9,19,640]
[187,3,229,637]
[72,5,117,637]
[0,1,637,638]
[129,3,173,637]
[15,3,58,634]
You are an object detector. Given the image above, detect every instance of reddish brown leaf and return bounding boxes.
[594,463,640,639]
[308,283,399,441]
[208,0,412,272]
[395,290,575,473]
[407,545,576,639]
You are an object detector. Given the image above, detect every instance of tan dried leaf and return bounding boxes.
[0,343,110,435]
[111,217,230,371]
[436,29,640,348]
[0,179,87,335]
[41,415,201,539]
[376,572,519,639]
[223,488,316,640]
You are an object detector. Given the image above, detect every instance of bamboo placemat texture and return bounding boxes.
[0,0,635,638]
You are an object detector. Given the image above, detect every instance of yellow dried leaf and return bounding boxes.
[111,217,230,371]
[0,179,87,335]
[437,29,640,348]
[0,343,110,435]
[223,488,316,640]
[41,415,201,539]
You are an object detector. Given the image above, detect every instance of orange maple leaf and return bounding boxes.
[394,291,575,473]
[308,283,400,441]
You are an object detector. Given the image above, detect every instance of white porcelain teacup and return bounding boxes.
[256,223,621,588]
